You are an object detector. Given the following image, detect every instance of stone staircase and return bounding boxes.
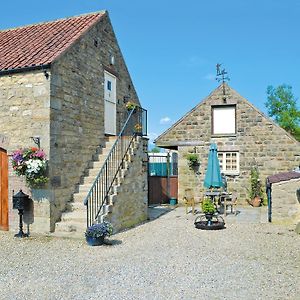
[53,136,139,238]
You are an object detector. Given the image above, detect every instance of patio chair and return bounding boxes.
[220,192,238,216]
[183,188,195,214]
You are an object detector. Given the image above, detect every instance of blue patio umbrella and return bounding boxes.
[203,143,223,189]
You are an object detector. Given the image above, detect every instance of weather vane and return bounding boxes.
[216,63,230,97]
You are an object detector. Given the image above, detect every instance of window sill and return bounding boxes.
[223,172,239,177]
[212,134,237,138]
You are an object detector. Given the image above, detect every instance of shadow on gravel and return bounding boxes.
[103,239,122,246]
[148,205,173,221]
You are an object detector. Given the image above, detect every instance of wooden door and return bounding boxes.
[104,71,117,135]
[148,176,178,205]
[0,148,8,230]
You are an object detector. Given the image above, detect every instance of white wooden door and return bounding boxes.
[104,71,117,135]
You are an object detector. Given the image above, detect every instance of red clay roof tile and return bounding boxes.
[0,12,105,72]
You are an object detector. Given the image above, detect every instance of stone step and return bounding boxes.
[61,210,86,223]
[108,194,117,205]
[66,201,86,212]
[55,221,86,234]
[90,160,106,169]
[50,231,85,240]
[73,192,88,203]
[78,184,94,194]
[53,134,141,236]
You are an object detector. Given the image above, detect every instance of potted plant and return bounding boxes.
[125,101,137,111]
[85,222,113,246]
[134,123,143,135]
[11,147,48,188]
[186,153,200,168]
[201,199,216,224]
[248,166,263,207]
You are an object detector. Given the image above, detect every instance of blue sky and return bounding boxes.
[1,0,300,147]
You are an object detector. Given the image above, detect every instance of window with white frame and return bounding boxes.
[218,151,239,175]
[212,105,236,135]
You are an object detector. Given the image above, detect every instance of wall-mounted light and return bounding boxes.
[30,136,40,149]
[123,95,131,103]
[110,55,115,65]
[43,70,49,80]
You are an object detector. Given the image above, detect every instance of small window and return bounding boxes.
[212,105,236,135]
[107,80,112,91]
[218,151,239,175]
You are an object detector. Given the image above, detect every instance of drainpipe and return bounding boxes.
[166,151,171,202]
[266,178,272,222]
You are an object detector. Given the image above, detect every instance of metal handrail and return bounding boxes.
[84,107,147,227]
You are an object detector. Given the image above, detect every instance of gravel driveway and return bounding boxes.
[0,206,299,300]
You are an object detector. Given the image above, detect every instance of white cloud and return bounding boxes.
[160,116,171,124]
[204,73,216,81]
[181,56,207,68]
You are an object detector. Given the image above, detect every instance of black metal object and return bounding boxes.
[84,107,147,227]
[266,179,272,222]
[194,214,225,230]
[12,190,29,238]
[30,136,41,149]
[216,63,230,97]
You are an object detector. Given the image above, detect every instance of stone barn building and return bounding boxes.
[0,11,148,236]
[155,84,300,204]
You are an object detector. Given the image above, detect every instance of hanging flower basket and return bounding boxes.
[186,153,200,169]
[11,147,48,188]
[125,101,137,111]
[134,123,143,135]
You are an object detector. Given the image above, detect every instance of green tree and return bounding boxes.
[149,147,161,153]
[265,84,300,141]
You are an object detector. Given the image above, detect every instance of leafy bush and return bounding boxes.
[248,166,263,200]
[201,199,216,214]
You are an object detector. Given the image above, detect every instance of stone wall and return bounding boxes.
[271,178,300,224]
[0,13,144,233]
[156,84,300,203]
[107,137,148,232]
[0,71,51,233]
[48,13,141,230]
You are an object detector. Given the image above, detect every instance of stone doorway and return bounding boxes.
[0,148,8,230]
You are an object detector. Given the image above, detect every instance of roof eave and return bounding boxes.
[0,63,51,77]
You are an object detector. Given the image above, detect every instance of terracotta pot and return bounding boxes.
[251,196,261,207]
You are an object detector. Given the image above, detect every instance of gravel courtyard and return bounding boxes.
[0,206,299,300]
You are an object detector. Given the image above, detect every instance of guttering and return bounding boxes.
[0,63,51,77]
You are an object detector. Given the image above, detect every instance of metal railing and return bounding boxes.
[84,106,147,227]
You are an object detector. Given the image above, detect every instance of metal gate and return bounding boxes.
[148,152,178,205]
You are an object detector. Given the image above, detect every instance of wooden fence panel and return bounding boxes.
[0,148,8,231]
